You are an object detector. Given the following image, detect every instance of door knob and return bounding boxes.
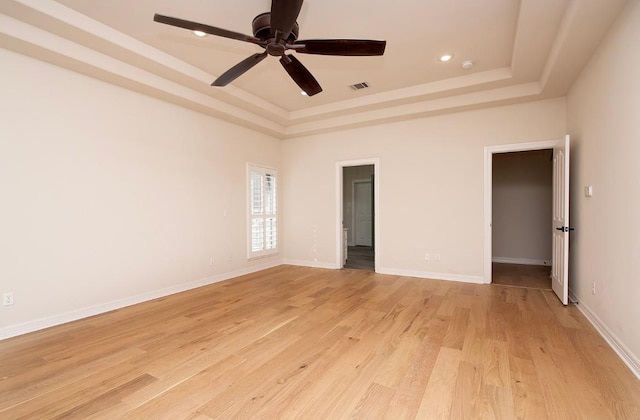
[556,226,575,232]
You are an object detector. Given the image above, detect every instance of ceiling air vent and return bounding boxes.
[350,81,369,91]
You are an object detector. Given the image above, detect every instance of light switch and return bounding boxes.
[584,185,593,197]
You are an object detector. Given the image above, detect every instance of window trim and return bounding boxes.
[247,163,278,260]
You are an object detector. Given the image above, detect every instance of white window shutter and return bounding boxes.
[248,165,277,258]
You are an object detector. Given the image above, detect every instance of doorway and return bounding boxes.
[336,159,379,271]
[491,150,553,289]
[484,137,571,305]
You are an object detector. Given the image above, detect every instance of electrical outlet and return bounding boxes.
[209,257,215,266]
[3,292,14,306]
[592,282,596,295]
[585,185,593,197]
[424,253,430,261]
[434,254,441,262]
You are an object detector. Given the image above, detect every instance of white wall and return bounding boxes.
[567,0,640,373]
[0,49,281,335]
[282,98,566,281]
[492,150,552,265]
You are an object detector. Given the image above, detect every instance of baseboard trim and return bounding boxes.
[280,260,486,285]
[492,257,550,266]
[0,260,281,340]
[569,290,640,380]
[281,259,339,270]
[376,267,486,284]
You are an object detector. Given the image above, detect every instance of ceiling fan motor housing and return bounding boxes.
[252,12,299,42]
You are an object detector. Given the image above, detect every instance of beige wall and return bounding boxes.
[567,0,640,369]
[282,98,566,280]
[492,150,552,265]
[0,49,281,333]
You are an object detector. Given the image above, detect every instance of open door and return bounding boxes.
[551,135,570,305]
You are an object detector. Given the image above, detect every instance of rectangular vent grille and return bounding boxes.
[350,81,369,91]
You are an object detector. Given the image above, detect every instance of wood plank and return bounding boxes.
[442,306,470,350]
[416,347,462,419]
[350,382,396,419]
[383,341,440,419]
[509,355,548,420]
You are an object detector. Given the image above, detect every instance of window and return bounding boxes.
[247,164,277,258]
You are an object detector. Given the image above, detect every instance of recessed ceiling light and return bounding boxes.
[439,54,454,62]
[462,60,474,70]
[193,30,207,37]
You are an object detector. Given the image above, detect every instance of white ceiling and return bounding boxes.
[0,0,629,138]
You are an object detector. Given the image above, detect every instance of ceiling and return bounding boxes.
[0,0,629,138]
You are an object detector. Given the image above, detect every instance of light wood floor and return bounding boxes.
[345,246,375,271]
[492,263,552,289]
[1,266,639,419]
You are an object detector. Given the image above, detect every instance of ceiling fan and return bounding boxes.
[154,0,386,96]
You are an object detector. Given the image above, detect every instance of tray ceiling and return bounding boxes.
[0,0,629,137]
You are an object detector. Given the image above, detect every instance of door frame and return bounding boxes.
[352,179,372,247]
[484,139,562,284]
[336,158,380,270]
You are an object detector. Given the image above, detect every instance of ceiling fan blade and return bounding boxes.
[212,52,268,86]
[293,39,386,56]
[279,54,322,96]
[270,0,303,40]
[154,14,263,46]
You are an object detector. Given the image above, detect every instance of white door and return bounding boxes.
[354,181,372,246]
[551,135,570,305]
